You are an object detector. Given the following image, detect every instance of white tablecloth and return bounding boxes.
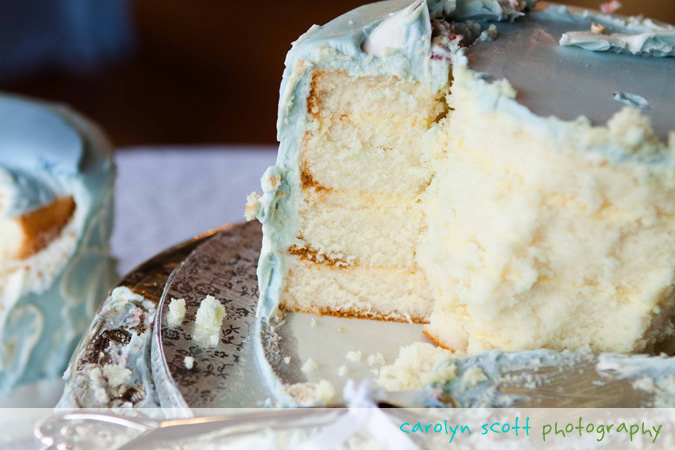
[112,146,276,275]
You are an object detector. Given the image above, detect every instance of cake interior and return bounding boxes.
[0,196,76,272]
[281,70,449,323]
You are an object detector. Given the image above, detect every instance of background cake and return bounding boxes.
[0,94,116,395]
[248,0,675,355]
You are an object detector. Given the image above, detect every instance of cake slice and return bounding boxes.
[248,0,675,354]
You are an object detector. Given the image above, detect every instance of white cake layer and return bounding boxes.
[303,118,437,195]
[297,189,424,268]
[0,196,75,265]
[303,70,445,196]
[308,70,447,126]
[282,257,434,323]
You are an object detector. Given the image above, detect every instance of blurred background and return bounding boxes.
[1,0,673,147]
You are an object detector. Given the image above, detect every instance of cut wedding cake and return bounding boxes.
[247,0,675,355]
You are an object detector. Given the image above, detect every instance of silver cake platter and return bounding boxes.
[151,221,269,409]
[150,222,657,410]
[57,221,675,415]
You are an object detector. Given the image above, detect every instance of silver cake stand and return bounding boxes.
[34,221,675,448]
[51,220,669,414]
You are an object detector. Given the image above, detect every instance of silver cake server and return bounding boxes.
[35,409,345,450]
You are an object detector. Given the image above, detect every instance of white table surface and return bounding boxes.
[112,146,276,275]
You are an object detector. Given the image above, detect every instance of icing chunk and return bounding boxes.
[541,4,675,57]
[613,91,649,109]
[561,30,675,57]
[362,0,428,58]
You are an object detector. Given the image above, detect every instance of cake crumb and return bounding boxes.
[264,174,282,191]
[302,358,318,372]
[346,351,362,363]
[142,299,156,314]
[461,366,488,387]
[102,364,132,388]
[367,353,385,366]
[88,367,110,404]
[376,343,455,391]
[194,295,226,346]
[311,318,317,327]
[338,327,344,334]
[478,24,498,42]
[315,380,335,404]
[166,298,186,327]
[632,376,655,393]
[245,192,260,221]
[420,360,457,386]
[600,0,622,14]
[280,380,335,407]
[184,356,194,370]
[284,356,291,365]
[590,22,606,34]
[338,365,349,377]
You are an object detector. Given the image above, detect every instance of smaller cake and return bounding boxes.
[0,95,117,395]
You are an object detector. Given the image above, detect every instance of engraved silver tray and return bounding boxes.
[61,221,673,410]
